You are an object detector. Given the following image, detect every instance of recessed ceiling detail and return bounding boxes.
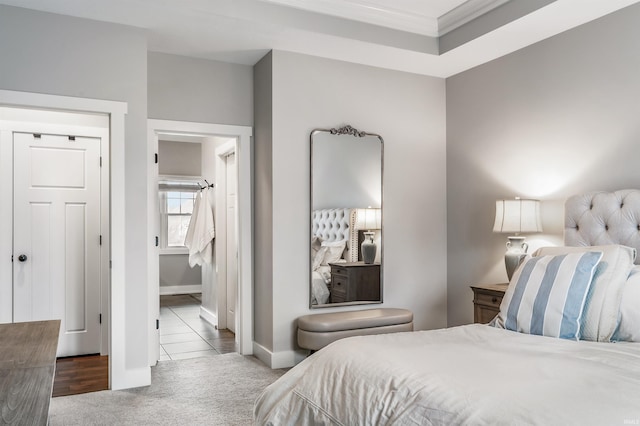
[0,0,638,77]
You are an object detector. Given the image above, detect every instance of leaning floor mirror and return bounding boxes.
[310,125,383,308]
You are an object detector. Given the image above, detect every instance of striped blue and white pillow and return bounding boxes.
[494,251,603,340]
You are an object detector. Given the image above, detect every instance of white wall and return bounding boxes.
[0,5,149,380]
[254,50,447,364]
[446,3,640,326]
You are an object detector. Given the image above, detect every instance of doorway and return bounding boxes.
[1,107,109,358]
[147,119,253,367]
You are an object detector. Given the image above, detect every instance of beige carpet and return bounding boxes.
[49,354,287,425]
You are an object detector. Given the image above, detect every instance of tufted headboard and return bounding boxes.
[312,208,359,262]
[565,189,640,264]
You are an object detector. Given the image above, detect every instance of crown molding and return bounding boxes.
[438,0,511,36]
[259,0,441,36]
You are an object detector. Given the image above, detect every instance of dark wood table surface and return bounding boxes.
[0,320,60,426]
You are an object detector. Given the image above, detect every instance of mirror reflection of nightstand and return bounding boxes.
[329,262,380,303]
[470,283,508,324]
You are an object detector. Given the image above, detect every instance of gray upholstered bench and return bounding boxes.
[297,308,413,351]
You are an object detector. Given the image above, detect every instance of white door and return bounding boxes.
[225,153,237,333]
[13,132,102,357]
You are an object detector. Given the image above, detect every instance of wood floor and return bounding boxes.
[53,354,109,397]
[52,294,232,397]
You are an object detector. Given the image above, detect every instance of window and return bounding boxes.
[159,177,200,253]
[166,191,196,247]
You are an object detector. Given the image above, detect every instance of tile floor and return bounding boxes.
[159,293,236,361]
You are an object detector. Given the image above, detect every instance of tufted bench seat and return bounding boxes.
[297,308,413,351]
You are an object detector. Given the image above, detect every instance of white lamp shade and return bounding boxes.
[356,208,382,230]
[493,199,542,233]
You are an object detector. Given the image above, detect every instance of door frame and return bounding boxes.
[147,119,253,366]
[214,140,237,331]
[0,89,136,389]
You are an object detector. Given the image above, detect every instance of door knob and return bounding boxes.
[18,254,27,262]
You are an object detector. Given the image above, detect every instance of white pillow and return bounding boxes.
[532,245,636,342]
[613,266,640,342]
[494,252,603,340]
[319,240,346,266]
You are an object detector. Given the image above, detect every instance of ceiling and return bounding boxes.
[1,0,638,77]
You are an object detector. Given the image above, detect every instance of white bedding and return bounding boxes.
[254,324,640,425]
[311,268,331,305]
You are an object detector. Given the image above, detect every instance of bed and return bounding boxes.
[256,190,640,424]
[310,208,359,305]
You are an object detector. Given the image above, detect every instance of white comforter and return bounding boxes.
[254,324,640,425]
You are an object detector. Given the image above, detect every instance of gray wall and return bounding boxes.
[446,3,640,326]
[159,255,202,287]
[0,6,148,371]
[158,140,202,176]
[254,50,447,358]
[253,52,274,351]
[158,140,202,291]
[148,52,253,125]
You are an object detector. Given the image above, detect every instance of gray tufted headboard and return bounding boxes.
[312,208,359,262]
[565,189,640,264]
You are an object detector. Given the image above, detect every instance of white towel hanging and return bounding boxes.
[185,187,215,267]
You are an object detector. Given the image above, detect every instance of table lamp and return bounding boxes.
[493,198,542,280]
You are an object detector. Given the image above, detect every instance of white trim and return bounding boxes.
[159,248,189,255]
[0,129,12,324]
[159,285,202,295]
[111,367,151,391]
[199,305,218,327]
[438,0,511,35]
[0,90,141,390]
[147,119,253,368]
[262,0,440,37]
[252,342,308,369]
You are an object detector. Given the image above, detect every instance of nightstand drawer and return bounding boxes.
[471,283,508,324]
[331,265,348,276]
[474,292,503,308]
[331,276,347,294]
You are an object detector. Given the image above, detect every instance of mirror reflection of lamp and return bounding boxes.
[357,207,382,264]
[493,198,543,280]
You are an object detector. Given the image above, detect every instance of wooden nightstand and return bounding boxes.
[329,262,381,303]
[471,283,508,324]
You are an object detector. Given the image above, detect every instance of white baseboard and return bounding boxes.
[111,367,151,390]
[252,341,308,369]
[199,305,218,328]
[159,284,202,295]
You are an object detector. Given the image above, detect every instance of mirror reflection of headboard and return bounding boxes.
[312,208,358,262]
[565,189,640,264]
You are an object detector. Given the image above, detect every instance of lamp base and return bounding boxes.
[361,231,377,264]
[505,236,528,281]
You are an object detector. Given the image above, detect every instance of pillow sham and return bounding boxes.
[612,266,640,342]
[532,244,636,342]
[311,236,323,262]
[494,251,603,340]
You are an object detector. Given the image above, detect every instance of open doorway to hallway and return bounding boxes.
[148,119,253,368]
